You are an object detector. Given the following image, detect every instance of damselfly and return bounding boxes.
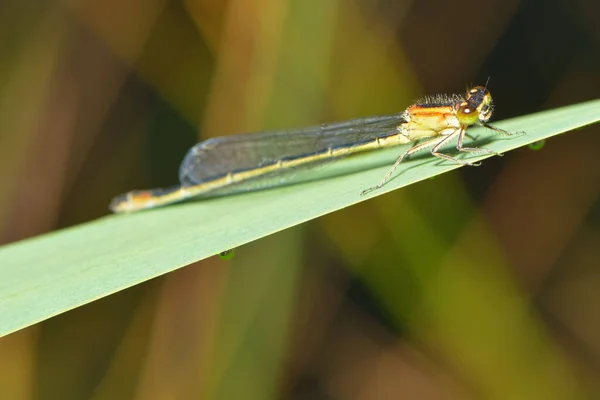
[110,85,520,213]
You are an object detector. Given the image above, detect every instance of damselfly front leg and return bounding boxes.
[461,123,524,157]
[483,123,523,136]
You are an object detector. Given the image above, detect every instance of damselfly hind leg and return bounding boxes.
[360,138,441,196]
[360,148,410,196]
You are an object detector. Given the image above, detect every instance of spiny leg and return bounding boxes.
[483,123,524,136]
[431,128,482,166]
[360,138,441,196]
[360,147,411,196]
[456,124,500,156]
[452,119,525,161]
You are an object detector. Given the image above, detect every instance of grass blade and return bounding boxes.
[0,98,598,337]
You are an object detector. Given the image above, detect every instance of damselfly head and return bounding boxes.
[455,86,494,126]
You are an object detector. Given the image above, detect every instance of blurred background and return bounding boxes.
[1,0,599,398]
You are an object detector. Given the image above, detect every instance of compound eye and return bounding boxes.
[456,102,479,125]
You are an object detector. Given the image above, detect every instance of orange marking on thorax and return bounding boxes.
[406,105,455,119]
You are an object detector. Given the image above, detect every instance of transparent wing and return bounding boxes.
[179,113,406,185]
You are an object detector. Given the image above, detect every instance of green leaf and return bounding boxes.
[0,99,598,337]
